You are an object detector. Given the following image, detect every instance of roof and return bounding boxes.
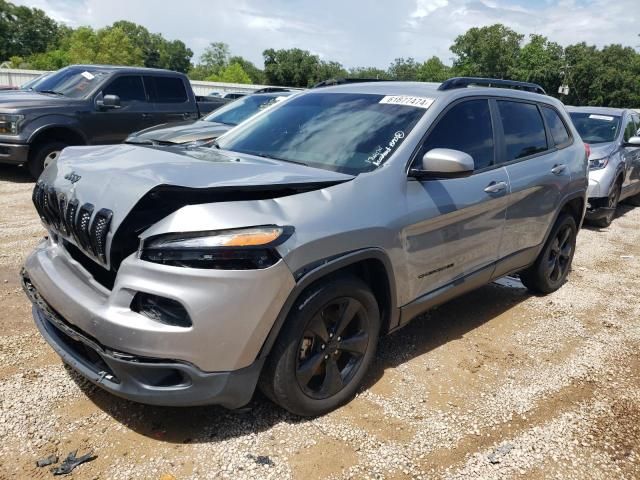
[66,64,181,75]
[565,106,626,116]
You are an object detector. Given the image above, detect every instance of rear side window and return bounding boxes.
[103,75,146,102]
[145,76,188,103]
[419,99,494,169]
[497,101,548,161]
[541,106,571,147]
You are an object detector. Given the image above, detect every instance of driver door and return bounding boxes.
[403,98,509,304]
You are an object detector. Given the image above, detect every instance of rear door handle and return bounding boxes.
[484,181,507,194]
[551,164,566,175]
[142,113,152,118]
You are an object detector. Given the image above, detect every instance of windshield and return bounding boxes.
[569,112,621,144]
[204,94,288,126]
[32,67,110,98]
[216,92,428,174]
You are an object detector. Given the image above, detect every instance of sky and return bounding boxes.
[11,0,640,69]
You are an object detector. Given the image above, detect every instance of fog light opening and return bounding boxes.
[131,292,192,328]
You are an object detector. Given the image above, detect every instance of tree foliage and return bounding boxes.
[0,2,638,108]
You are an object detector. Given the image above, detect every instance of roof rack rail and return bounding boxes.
[311,78,387,89]
[438,77,546,95]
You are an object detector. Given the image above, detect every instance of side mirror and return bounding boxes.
[96,94,121,110]
[624,136,640,147]
[410,148,474,180]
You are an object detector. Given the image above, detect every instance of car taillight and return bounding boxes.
[584,143,591,159]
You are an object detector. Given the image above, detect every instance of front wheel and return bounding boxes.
[520,213,577,295]
[590,182,620,228]
[27,141,67,179]
[259,276,380,416]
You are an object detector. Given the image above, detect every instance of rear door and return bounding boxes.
[144,75,198,125]
[494,100,572,273]
[621,113,640,196]
[88,74,156,144]
[404,98,509,301]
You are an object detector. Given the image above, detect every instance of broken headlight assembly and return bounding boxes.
[0,113,24,135]
[588,156,609,170]
[139,226,293,269]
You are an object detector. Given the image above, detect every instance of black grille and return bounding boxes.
[32,182,113,264]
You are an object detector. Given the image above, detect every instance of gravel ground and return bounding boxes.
[1,163,639,480]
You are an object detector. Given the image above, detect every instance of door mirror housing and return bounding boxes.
[410,148,475,180]
[624,136,640,147]
[96,94,121,110]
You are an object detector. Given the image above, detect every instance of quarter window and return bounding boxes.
[103,76,146,102]
[541,106,571,147]
[497,101,548,161]
[419,99,495,169]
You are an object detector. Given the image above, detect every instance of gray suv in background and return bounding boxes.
[567,107,640,227]
[22,78,588,416]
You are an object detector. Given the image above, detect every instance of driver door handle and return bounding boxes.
[142,113,153,118]
[484,181,507,194]
[551,164,566,175]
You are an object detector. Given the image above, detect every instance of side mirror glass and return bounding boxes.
[97,94,121,110]
[410,148,474,179]
[624,136,640,147]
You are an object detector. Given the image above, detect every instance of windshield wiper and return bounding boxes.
[38,90,64,96]
[254,152,307,166]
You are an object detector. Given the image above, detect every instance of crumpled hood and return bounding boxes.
[38,144,353,266]
[0,91,83,109]
[587,142,616,160]
[127,120,231,144]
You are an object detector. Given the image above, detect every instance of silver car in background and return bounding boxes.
[22,78,587,416]
[567,107,640,227]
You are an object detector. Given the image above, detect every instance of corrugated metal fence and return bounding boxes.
[0,68,286,95]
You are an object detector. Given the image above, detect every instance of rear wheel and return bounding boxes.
[27,141,67,179]
[259,276,380,416]
[590,182,621,228]
[520,213,577,294]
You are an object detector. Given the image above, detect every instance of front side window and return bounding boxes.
[497,101,548,161]
[624,116,637,142]
[216,92,427,174]
[541,106,571,147]
[103,76,146,102]
[568,112,621,144]
[418,99,494,170]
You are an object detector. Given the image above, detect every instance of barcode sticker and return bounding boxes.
[379,95,434,109]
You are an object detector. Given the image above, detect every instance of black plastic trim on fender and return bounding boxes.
[256,248,399,361]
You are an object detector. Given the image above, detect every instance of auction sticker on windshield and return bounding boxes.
[379,95,434,109]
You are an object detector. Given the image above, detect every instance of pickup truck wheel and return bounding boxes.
[27,142,67,179]
[520,212,577,295]
[260,276,380,416]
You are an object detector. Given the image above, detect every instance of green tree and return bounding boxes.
[94,26,143,65]
[315,60,347,82]
[0,0,60,60]
[162,39,192,73]
[562,42,603,106]
[416,56,450,82]
[450,23,523,78]
[263,48,321,87]
[509,34,563,95]
[200,42,230,76]
[208,62,252,84]
[388,57,419,80]
[348,66,390,79]
[229,55,265,84]
[66,26,98,64]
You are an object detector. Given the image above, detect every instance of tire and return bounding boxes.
[590,181,621,228]
[259,275,381,417]
[520,212,577,295]
[625,192,640,207]
[27,141,67,179]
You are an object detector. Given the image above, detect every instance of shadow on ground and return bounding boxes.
[0,164,33,183]
[70,278,530,444]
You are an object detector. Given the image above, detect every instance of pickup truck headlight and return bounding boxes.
[0,114,24,135]
[139,226,292,269]
[588,157,609,170]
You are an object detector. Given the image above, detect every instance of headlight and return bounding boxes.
[589,157,609,170]
[139,226,292,269]
[0,114,24,135]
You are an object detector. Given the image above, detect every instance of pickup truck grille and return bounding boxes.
[32,182,113,265]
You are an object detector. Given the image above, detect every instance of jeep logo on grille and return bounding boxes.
[64,172,82,183]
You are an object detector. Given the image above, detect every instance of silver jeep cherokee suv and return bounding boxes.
[567,106,640,227]
[22,78,588,416]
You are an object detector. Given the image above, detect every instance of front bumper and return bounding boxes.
[0,142,29,165]
[22,238,296,406]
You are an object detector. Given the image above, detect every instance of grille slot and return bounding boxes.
[31,182,113,267]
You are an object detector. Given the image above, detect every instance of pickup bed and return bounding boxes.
[0,65,230,177]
